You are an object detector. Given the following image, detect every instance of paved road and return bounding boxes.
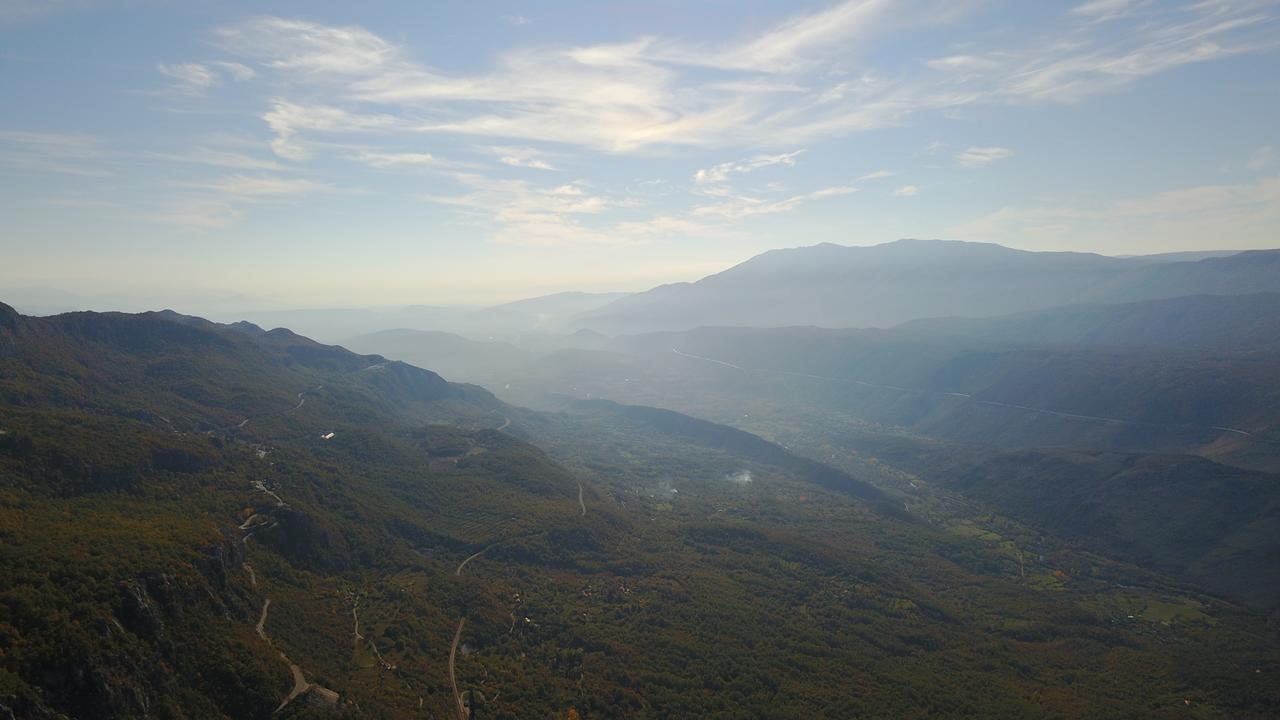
[449,617,468,719]
[445,462,589,717]
[1213,426,1254,437]
[446,539,493,717]
[448,539,497,718]
[671,347,748,374]
[456,547,489,576]
[352,595,363,648]
[222,384,322,431]
[255,598,312,713]
[284,391,308,414]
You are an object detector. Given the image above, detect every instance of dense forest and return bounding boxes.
[2,304,1278,718]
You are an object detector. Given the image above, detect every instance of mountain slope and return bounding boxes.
[830,433,1280,610]
[4,303,1279,718]
[607,318,1280,468]
[0,303,588,717]
[573,239,1275,333]
[897,293,1280,351]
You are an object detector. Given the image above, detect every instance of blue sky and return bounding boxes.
[1,0,1278,310]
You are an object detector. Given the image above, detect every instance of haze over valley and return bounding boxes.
[3,2,1280,718]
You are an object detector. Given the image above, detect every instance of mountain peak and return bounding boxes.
[0,302,20,338]
[574,239,1280,334]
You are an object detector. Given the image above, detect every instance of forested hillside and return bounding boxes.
[4,304,1279,718]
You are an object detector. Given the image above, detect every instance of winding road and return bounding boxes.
[352,595,363,648]
[449,617,468,719]
[220,384,323,433]
[446,474,587,717]
[350,593,394,671]
[255,598,312,714]
[448,543,494,718]
[456,547,490,577]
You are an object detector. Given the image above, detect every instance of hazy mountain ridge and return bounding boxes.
[342,290,1280,610]
[212,291,630,345]
[615,322,1280,468]
[342,290,1280,472]
[895,293,1280,350]
[573,240,1277,334]
[0,303,494,429]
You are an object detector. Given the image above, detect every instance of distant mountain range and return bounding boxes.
[611,310,1280,470]
[345,292,1280,470]
[896,292,1280,350]
[340,292,1280,613]
[210,291,629,344]
[18,240,1276,343]
[572,240,1280,334]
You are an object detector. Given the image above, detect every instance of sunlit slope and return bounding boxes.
[2,303,1278,718]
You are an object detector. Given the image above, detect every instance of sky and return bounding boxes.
[1,0,1278,311]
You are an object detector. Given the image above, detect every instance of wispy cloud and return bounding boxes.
[893,185,919,197]
[158,63,218,94]
[694,150,803,184]
[656,0,895,73]
[213,61,257,81]
[955,146,1014,167]
[491,146,558,170]
[421,162,860,247]
[0,129,112,176]
[196,174,339,199]
[948,175,1280,250]
[1070,0,1149,22]
[692,185,857,219]
[158,61,257,95]
[137,173,346,229]
[0,0,106,28]
[422,174,635,246]
[32,196,122,210]
[140,199,241,229]
[926,54,1001,72]
[348,150,451,169]
[212,17,396,75]
[187,2,1275,159]
[1247,144,1274,171]
[0,129,99,152]
[145,147,283,171]
[262,100,399,159]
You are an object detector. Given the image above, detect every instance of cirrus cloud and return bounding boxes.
[955,146,1015,167]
